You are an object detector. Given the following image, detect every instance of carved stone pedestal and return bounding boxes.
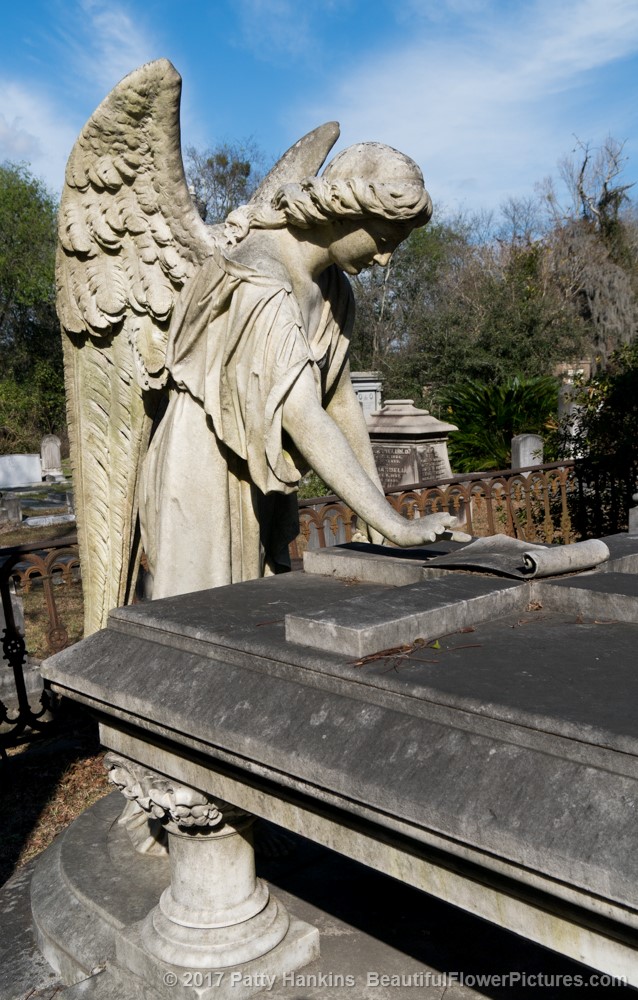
[104,754,319,999]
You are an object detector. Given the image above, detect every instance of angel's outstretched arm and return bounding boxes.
[282,367,467,546]
[324,362,385,544]
[325,362,383,490]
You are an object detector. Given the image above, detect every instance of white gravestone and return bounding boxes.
[0,454,42,489]
[511,434,544,469]
[41,434,63,478]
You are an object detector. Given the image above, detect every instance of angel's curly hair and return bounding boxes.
[222,142,432,245]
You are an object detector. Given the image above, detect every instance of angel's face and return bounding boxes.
[327,218,413,275]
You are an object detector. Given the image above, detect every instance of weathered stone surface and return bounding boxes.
[39,568,638,918]
[31,793,170,983]
[0,861,62,1000]
[32,785,319,999]
[534,571,638,622]
[302,540,461,586]
[422,534,610,578]
[595,531,638,572]
[116,916,318,1000]
[15,793,621,1000]
[285,575,526,656]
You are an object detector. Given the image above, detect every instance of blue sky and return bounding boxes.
[2,0,638,214]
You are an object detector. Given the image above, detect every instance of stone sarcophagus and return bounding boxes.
[32,532,638,995]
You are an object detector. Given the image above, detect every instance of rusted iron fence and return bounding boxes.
[292,461,578,557]
[0,459,593,751]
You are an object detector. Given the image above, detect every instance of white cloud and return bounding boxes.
[395,0,495,24]
[0,82,76,194]
[234,0,315,57]
[0,111,41,161]
[54,0,158,95]
[0,2,162,192]
[4,0,638,207]
[296,0,638,209]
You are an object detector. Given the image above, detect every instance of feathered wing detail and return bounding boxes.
[62,325,150,635]
[57,59,216,635]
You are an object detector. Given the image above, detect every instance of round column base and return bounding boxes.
[141,887,290,969]
[115,912,320,1000]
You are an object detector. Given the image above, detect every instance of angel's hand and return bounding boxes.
[386,512,472,548]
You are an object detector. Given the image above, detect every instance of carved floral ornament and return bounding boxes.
[104,753,240,831]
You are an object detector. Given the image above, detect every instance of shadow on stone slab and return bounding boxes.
[257,829,637,999]
[0,859,64,1000]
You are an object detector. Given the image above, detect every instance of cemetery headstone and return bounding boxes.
[511,433,544,469]
[0,454,42,489]
[40,434,63,479]
[0,494,22,525]
[366,399,458,490]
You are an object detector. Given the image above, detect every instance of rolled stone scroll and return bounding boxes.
[521,538,610,577]
[424,534,610,579]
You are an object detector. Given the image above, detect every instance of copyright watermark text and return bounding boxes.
[161,969,628,990]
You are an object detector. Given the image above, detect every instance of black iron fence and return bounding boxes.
[0,534,80,757]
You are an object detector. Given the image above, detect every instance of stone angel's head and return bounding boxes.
[223,142,432,272]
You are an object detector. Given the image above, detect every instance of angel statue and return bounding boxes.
[58,59,465,636]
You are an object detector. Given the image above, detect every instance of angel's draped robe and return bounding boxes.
[139,247,353,599]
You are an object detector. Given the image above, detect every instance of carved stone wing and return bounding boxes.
[57,59,216,635]
[248,121,340,206]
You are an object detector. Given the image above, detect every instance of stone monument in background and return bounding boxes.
[511,433,544,469]
[366,399,458,491]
